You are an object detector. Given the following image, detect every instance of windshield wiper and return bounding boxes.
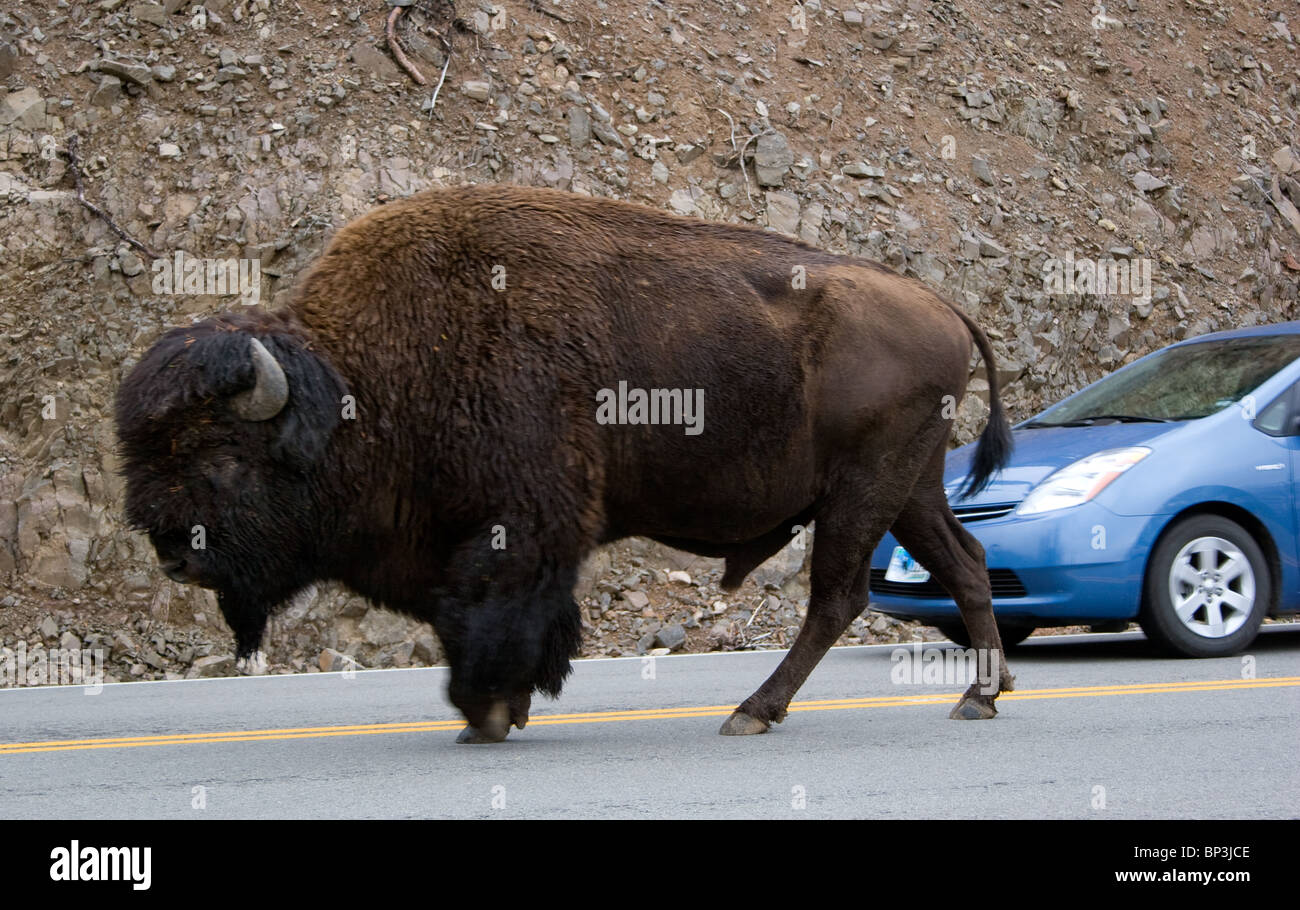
[1023,414,1172,428]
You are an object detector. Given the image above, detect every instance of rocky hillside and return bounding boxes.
[1,0,1298,683]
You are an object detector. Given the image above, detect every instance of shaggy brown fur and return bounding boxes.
[117,184,1013,740]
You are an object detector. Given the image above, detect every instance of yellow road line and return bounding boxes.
[1,677,1295,756]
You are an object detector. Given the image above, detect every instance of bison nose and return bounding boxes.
[161,557,192,584]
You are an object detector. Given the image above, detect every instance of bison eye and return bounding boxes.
[207,457,246,490]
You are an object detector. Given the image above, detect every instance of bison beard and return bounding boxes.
[116,184,1014,742]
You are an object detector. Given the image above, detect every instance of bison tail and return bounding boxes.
[948,304,1013,500]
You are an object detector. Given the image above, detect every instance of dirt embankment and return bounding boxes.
[1,0,1297,683]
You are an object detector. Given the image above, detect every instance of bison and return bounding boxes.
[116,183,1014,742]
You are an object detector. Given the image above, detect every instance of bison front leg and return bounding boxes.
[441,563,584,744]
[218,591,271,676]
[721,476,906,735]
[720,575,867,736]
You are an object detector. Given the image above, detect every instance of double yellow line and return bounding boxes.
[1,676,1295,756]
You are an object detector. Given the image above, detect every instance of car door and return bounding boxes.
[1252,379,1300,609]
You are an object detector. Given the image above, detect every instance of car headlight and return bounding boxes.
[1015,447,1152,516]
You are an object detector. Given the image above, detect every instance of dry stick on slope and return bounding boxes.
[427,53,452,117]
[386,5,428,85]
[529,0,575,24]
[734,129,773,206]
[713,106,738,152]
[423,3,456,117]
[61,135,159,261]
[709,108,773,206]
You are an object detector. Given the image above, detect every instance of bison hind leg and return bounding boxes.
[508,690,532,729]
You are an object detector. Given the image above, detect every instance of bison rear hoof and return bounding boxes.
[509,692,532,731]
[948,697,998,720]
[719,711,770,736]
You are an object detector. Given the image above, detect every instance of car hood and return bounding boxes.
[945,421,1183,507]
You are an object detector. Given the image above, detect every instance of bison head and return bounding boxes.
[115,312,348,658]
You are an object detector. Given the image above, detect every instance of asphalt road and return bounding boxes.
[2,628,1298,819]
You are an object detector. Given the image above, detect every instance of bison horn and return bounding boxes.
[231,337,289,421]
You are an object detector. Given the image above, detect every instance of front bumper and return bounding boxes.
[867,500,1160,625]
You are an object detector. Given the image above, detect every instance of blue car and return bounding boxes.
[868,321,1300,657]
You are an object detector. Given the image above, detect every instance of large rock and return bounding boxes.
[357,607,410,646]
[751,538,809,589]
[96,59,155,89]
[1132,170,1167,193]
[412,630,442,665]
[0,88,46,130]
[1185,221,1239,258]
[591,119,624,148]
[764,191,800,235]
[654,623,687,651]
[971,156,996,185]
[842,162,885,178]
[90,76,123,109]
[753,132,794,187]
[1272,146,1296,176]
[567,106,591,147]
[0,43,18,79]
[621,590,650,610]
[15,463,98,590]
[131,3,169,27]
[350,42,403,82]
[668,186,703,215]
[574,547,613,599]
[191,654,236,678]
[1131,198,1172,235]
[319,648,361,673]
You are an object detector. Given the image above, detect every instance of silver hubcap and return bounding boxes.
[1168,536,1255,639]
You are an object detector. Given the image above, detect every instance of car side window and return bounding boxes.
[1254,383,1298,436]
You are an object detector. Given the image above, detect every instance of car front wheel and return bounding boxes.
[1139,514,1270,657]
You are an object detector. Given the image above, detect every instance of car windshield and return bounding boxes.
[1027,334,1300,426]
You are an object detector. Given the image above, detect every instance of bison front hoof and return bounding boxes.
[948,697,998,720]
[455,701,512,744]
[719,711,770,736]
[456,724,510,744]
[236,650,268,676]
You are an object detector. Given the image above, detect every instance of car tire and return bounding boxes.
[935,622,1034,649]
[1139,514,1270,657]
